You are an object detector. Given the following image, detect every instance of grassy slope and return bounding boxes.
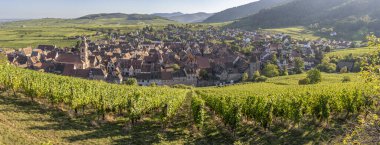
[263,26,321,40]
[0,18,230,49]
[266,73,361,85]
[0,18,174,49]
[325,47,375,58]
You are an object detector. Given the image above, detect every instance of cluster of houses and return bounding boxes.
[2,25,355,86]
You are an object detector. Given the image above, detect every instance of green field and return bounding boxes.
[0,18,176,49]
[263,26,321,40]
[0,18,230,49]
[266,72,361,85]
[325,47,375,58]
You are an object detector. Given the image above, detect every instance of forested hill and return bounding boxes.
[230,0,380,40]
[203,0,293,23]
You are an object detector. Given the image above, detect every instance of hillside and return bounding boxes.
[167,12,214,23]
[203,0,293,23]
[152,12,184,18]
[0,13,175,48]
[153,12,214,23]
[230,0,380,40]
[0,66,378,144]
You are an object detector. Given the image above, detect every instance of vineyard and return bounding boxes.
[0,63,189,126]
[196,83,378,131]
[0,58,379,144]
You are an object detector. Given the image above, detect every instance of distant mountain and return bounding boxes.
[153,12,214,23]
[230,0,380,40]
[203,0,293,23]
[152,12,184,18]
[77,13,165,20]
[0,19,27,23]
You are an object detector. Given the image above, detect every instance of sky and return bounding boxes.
[0,0,258,19]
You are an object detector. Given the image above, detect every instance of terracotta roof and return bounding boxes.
[37,45,55,51]
[89,56,97,64]
[196,56,210,69]
[90,68,106,76]
[56,53,82,64]
[29,56,39,64]
[62,64,75,76]
[73,69,90,78]
[337,61,354,71]
[16,55,28,65]
[21,47,33,56]
[46,51,58,60]
[161,72,173,80]
[136,72,161,80]
[141,63,151,72]
[33,62,43,68]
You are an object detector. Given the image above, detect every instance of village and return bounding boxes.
[2,25,357,86]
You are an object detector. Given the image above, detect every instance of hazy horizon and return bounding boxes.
[0,0,258,19]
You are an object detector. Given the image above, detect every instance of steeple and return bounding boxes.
[80,36,89,69]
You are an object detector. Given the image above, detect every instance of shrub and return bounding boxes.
[256,76,268,82]
[342,76,351,83]
[340,66,348,73]
[242,72,249,82]
[298,78,310,85]
[252,71,260,81]
[124,78,138,86]
[172,64,180,71]
[263,63,280,78]
[0,53,8,65]
[307,69,322,84]
[281,67,289,76]
[316,62,336,73]
[293,57,304,74]
[150,82,157,87]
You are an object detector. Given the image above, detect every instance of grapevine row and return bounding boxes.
[0,64,188,125]
[196,83,376,130]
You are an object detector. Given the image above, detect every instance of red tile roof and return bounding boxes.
[196,56,210,69]
[56,53,82,64]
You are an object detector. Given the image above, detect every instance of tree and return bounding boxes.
[242,72,249,82]
[317,58,336,73]
[199,70,209,80]
[172,64,180,71]
[281,66,289,76]
[125,78,138,86]
[263,63,280,78]
[0,53,8,65]
[342,76,351,83]
[270,53,278,64]
[150,82,157,87]
[252,71,260,81]
[293,57,304,74]
[298,78,310,85]
[307,69,322,84]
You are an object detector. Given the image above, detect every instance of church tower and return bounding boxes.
[80,36,89,69]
